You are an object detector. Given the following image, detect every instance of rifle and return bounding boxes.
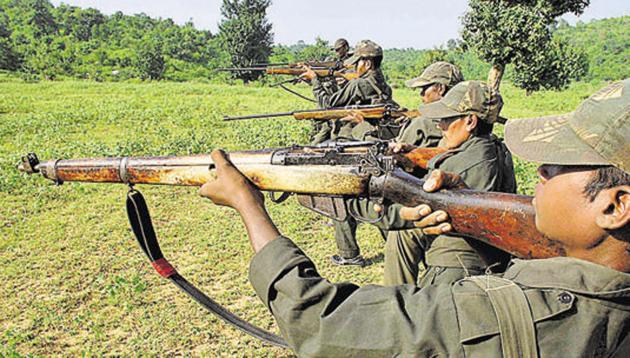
[223,104,420,122]
[216,67,358,81]
[17,141,565,347]
[248,60,344,68]
[18,141,563,259]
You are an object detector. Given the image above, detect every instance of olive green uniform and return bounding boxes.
[384,134,517,285]
[250,237,630,357]
[312,68,395,140]
[310,50,353,145]
[312,67,396,262]
[396,114,443,148]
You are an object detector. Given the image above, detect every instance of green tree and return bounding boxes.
[134,39,165,80]
[0,8,19,70]
[218,0,273,82]
[512,38,589,93]
[462,0,589,92]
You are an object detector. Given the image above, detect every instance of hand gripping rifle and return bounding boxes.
[17,142,565,347]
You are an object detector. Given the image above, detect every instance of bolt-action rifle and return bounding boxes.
[223,104,419,122]
[17,141,565,348]
[18,141,562,258]
[216,66,358,81]
[248,60,345,68]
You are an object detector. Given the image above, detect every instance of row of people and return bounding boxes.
[303,38,516,289]
[201,76,630,356]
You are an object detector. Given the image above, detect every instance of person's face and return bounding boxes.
[533,165,605,250]
[436,115,474,149]
[420,83,444,104]
[335,45,349,58]
[356,59,371,76]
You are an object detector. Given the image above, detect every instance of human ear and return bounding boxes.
[437,83,447,96]
[595,186,630,230]
[465,114,478,133]
[363,59,374,71]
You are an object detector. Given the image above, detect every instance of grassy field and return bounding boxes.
[0,78,604,356]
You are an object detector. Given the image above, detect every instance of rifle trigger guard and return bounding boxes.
[268,191,291,204]
[348,199,385,224]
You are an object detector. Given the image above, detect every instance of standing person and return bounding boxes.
[302,39,396,140]
[331,38,352,66]
[396,61,464,148]
[200,79,630,357]
[324,61,464,268]
[302,39,396,267]
[309,38,354,145]
[383,80,516,285]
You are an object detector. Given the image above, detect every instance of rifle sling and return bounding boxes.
[125,188,289,349]
[278,82,317,103]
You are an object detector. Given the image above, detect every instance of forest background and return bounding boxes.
[0,0,628,84]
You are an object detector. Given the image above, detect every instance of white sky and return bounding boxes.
[50,0,629,49]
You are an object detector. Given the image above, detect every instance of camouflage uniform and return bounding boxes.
[384,81,516,286]
[248,79,630,357]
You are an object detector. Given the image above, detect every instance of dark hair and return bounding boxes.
[372,55,383,68]
[473,119,494,136]
[584,166,630,201]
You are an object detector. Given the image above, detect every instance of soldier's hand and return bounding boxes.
[389,142,417,154]
[423,169,468,192]
[300,65,317,81]
[199,150,265,212]
[398,170,468,235]
[340,111,364,124]
[399,204,451,235]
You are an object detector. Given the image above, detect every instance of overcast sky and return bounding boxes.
[50,0,629,49]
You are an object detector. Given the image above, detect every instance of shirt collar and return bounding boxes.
[505,257,630,298]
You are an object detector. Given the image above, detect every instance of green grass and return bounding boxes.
[0,79,604,356]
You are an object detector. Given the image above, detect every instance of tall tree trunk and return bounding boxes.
[487,63,504,93]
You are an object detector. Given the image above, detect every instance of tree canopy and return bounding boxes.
[462,0,590,92]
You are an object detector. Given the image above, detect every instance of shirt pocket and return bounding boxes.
[453,285,575,345]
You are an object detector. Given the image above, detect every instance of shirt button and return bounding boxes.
[558,292,573,304]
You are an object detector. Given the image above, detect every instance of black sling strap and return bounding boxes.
[125,188,289,348]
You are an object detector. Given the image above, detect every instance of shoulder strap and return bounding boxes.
[465,275,539,358]
[365,75,388,102]
[126,188,288,349]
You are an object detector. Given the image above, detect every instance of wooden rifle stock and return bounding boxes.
[373,170,565,259]
[216,66,356,81]
[18,145,563,259]
[223,105,419,122]
[265,67,357,81]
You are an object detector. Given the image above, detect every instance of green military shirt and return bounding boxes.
[312,68,396,140]
[396,114,443,148]
[250,236,630,357]
[424,134,516,270]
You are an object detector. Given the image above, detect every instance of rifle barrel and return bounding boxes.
[223,111,295,121]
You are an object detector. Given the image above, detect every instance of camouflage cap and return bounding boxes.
[332,38,349,50]
[505,79,630,173]
[421,80,504,124]
[405,61,464,89]
[343,40,383,67]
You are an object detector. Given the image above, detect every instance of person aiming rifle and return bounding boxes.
[199,79,630,357]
